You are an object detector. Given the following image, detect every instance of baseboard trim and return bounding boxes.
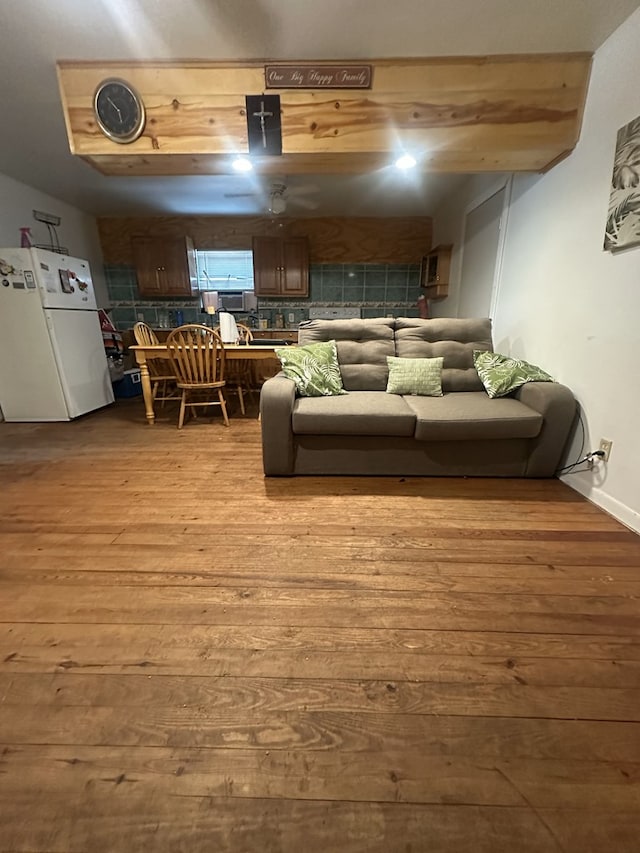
[562,476,640,534]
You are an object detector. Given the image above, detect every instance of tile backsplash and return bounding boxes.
[105,263,422,330]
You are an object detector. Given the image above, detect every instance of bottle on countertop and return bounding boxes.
[275,313,284,329]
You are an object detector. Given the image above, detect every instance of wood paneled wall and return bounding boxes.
[97,216,432,265]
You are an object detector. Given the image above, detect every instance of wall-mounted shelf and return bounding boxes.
[420,244,452,300]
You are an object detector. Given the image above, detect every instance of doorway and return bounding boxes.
[456,186,506,318]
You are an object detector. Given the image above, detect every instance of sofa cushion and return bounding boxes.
[298,318,395,391]
[275,340,347,397]
[386,356,443,396]
[394,318,493,392]
[473,350,554,398]
[292,390,416,436]
[403,391,543,441]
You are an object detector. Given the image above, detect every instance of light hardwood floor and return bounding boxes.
[1,398,639,852]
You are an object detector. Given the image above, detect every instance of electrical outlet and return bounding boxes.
[599,438,613,462]
[288,313,295,324]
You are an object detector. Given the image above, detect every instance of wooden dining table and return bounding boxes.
[129,343,280,424]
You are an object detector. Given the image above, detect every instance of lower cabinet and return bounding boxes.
[251,329,298,343]
[249,328,298,384]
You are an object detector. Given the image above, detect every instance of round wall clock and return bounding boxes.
[93,78,146,143]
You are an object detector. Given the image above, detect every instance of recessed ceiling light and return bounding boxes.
[232,156,253,172]
[395,154,417,170]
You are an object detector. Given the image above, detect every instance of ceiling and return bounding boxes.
[1,0,638,219]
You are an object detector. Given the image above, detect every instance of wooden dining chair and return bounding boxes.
[132,321,179,406]
[213,322,254,416]
[165,324,229,429]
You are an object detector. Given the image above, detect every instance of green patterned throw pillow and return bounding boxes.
[276,340,347,397]
[386,356,444,396]
[473,350,554,398]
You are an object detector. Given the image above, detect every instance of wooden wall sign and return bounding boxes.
[265,64,372,89]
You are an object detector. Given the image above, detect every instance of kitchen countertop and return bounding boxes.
[254,327,299,334]
[144,326,298,334]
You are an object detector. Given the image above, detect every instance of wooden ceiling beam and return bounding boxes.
[57,55,592,176]
[84,149,570,177]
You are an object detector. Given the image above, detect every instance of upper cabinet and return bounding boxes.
[252,236,309,298]
[421,244,452,300]
[132,236,197,297]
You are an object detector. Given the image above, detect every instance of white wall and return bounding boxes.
[0,172,108,306]
[492,10,640,532]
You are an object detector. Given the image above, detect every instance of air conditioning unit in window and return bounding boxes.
[219,292,244,312]
[205,291,258,313]
[243,291,258,312]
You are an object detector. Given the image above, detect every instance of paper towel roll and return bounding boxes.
[219,311,239,343]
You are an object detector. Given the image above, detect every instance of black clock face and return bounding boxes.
[94,79,145,143]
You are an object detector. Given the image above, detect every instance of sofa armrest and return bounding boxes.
[260,372,297,475]
[512,382,577,476]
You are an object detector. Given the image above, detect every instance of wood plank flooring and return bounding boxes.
[1,398,639,852]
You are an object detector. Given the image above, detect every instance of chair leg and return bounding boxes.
[177,390,187,429]
[237,384,246,416]
[219,390,230,426]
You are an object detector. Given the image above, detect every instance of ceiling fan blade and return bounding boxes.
[288,183,320,196]
[290,196,320,210]
[223,192,258,198]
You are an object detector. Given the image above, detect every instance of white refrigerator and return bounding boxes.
[0,247,114,422]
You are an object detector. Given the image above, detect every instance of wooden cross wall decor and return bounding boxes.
[245,94,282,156]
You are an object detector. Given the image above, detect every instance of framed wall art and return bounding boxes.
[604,115,640,251]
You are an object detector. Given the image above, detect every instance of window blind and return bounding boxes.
[195,250,255,291]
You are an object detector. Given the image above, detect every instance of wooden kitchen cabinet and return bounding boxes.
[420,244,452,300]
[252,236,309,297]
[252,329,299,343]
[132,236,197,297]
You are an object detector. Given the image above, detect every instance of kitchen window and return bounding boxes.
[195,250,254,292]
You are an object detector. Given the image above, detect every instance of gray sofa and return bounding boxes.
[259,317,576,477]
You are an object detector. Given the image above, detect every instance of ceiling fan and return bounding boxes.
[224,179,320,214]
